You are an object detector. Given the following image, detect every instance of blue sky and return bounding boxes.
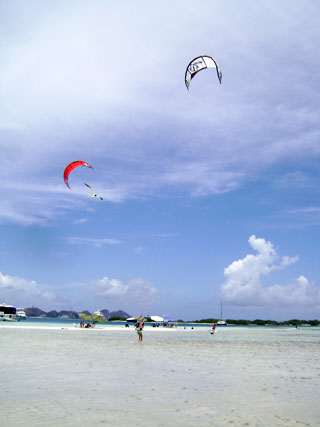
[1,0,320,321]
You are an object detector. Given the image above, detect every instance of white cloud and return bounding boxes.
[220,235,320,310]
[0,271,67,309]
[91,276,159,308]
[0,269,159,313]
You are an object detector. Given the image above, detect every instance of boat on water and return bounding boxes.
[216,320,227,326]
[93,310,105,319]
[0,303,17,321]
[126,317,138,323]
[16,308,27,319]
[217,300,227,326]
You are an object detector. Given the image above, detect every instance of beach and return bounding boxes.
[1,323,320,426]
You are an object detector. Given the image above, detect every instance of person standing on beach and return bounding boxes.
[135,319,144,341]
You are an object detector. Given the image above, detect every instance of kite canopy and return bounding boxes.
[63,160,93,189]
[185,55,222,90]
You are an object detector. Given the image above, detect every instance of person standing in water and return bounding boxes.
[135,319,145,341]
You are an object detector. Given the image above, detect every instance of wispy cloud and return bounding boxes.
[152,233,178,238]
[65,236,121,247]
[274,172,315,189]
[73,218,88,225]
[133,246,145,254]
[289,207,320,215]
[285,206,320,228]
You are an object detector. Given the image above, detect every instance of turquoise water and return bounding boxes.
[13,317,126,328]
[10,316,320,331]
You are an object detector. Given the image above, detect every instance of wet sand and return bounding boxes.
[1,325,320,426]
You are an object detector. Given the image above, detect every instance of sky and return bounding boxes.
[1,0,320,321]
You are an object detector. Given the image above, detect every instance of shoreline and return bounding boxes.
[0,324,181,331]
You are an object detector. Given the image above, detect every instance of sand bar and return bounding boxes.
[1,325,320,426]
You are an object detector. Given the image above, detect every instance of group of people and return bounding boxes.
[72,317,147,340]
[74,318,144,339]
[79,320,96,328]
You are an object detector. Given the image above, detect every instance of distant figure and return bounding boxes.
[85,322,91,328]
[92,321,96,328]
[125,323,129,328]
[135,319,144,341]
[212,323,216,332]
[80,321,84,328]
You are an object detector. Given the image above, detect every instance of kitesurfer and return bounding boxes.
[135,319,144,341]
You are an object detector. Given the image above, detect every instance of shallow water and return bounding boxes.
[1,324,320,426]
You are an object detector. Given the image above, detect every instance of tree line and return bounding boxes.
[191,318,320,326]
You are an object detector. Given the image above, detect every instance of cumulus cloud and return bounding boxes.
[220,235,320,310]
[0,271,67,309]
[0,269,159,313]
[91,276,159,308]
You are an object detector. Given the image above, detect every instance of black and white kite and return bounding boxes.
[185,55,222,90]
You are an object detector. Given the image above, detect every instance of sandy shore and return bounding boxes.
[1,325,320,426]
[0,324,178,331]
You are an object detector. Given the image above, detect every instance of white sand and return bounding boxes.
[1,325,320,426]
